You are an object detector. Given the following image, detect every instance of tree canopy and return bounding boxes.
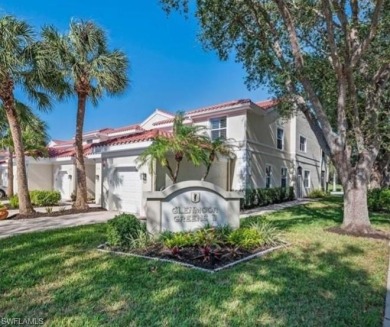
[160,0,390,233]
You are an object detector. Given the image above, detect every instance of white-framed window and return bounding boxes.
[277,128,284,150]
[265,165,272,188]
[210,117,227,140]
[299,136,307,152]
[281,167,288,188]
[303,170,311,188]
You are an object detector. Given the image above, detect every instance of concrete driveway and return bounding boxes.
[0,210,117,240]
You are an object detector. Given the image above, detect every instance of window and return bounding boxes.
[277,128,284,150]
[281,167,288,188]
[304,170,311,188]
[210,117,227,140]
[299,136,307,152]
[86,139,93,144]
[265,165,272,188]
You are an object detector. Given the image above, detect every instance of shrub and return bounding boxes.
[192,227,221,247]
[127,229,155,249]
[30,190,61,206]
[368,188,390,212]
[248,221,282,246]
[9,195,19,209]
[227,228,264,250]
[288,186,295,200]
[379,189,390,212]
[240,187,295,210]
[307,189,327,198]
[106,214,144,247]
[162,232,194,248]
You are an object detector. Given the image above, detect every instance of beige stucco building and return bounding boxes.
[0,98,326,216]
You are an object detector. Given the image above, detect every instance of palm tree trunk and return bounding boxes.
[3,96,34,214]
[173,160,181,183]
[7,148,13,197]
[202,163,212,181]
[73,93,89,209]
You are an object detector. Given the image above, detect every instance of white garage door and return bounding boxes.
[110,167,142,214]
[55,171,70,200]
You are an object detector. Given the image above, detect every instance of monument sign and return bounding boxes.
[144,181,242,234]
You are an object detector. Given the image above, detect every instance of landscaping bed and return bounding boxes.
[0,197,388,326]
[9,207,106,220]
[102,213,285,271]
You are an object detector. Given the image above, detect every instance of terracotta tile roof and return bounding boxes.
[108,124,144,134]
[152,98,277,126]
[98,129,172,147]
[48,144,94,158]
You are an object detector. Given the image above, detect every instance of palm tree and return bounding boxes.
[138,112,208,183]
[42,20,129,209]
[0,16,61,214]
[0,102,49,196]
[201,138,235,181]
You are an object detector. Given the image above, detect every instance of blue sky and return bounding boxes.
[1,1,268,140]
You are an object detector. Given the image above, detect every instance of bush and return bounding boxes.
[368,188,390,212]
[248,221,282,246]
[307,189,327,198]
[9,195,18,209]
[30,190,61,206]
[227,228,264,250]
[127,229,155,249]
[161,232,195,248]
[240,186,295,210]
[106,214,145,247]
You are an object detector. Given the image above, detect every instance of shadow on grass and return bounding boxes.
[0,220,387,327]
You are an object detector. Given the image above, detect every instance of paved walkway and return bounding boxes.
[0,199,314,240]
[240,199,314,218]
[0,210,116,240]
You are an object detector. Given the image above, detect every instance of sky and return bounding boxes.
[0,1,269,140]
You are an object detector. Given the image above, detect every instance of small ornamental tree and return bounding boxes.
[137,112,208,183]
[160,0,390,234]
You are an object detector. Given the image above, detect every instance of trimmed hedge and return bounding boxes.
[368,188,390,212]
[9,190,61,208]
[240,186,295,210]
[106,214,145,247]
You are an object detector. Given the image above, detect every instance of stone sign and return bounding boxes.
[144,181,242,234]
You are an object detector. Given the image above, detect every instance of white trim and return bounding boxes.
[303,170,311,188]
[210,116,227,140]
[140,109,174,128]
[299,135,307,153]
[276,127,284,150]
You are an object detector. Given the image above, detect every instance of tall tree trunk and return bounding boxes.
[73,93,89,209]
[7,148,13,197]
[342,175,371,233]
[3,96,34,214]
[333,148,374,233]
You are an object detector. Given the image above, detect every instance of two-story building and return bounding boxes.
[0,99,326,216]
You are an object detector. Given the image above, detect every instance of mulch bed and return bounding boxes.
[325,226,390,240]
[101,243,285,271]
[9,207,106,220]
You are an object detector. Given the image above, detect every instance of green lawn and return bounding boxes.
[0,197,389,326]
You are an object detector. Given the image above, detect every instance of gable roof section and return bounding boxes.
[152,98,277,126]
[98,129,172,147]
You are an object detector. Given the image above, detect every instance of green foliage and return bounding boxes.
[45,207,53,214]
[248,221,282,246]
[227,228,264,251]
[240,187,295,209]
[307,189,327,199]
[9,195,19,209]
[106,214,145,247]
[162,232,194,248]
[127,229,155,249]
[368,188,390,212]
[30,190,61,206]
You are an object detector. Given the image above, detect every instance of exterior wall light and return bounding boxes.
[140,173,147,181]
[68,174,72,180]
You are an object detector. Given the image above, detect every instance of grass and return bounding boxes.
[0,197,389,326]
